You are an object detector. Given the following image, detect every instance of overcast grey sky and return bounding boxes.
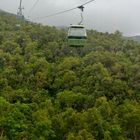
[0,0,139,36]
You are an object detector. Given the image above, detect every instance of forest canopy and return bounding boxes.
[0,11,140,140]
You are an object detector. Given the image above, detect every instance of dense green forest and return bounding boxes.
[0,11,140,140]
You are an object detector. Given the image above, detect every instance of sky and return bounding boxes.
[0,0,140,36]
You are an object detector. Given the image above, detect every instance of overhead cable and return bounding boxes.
[28,0,40,16]
[32,0,95,19]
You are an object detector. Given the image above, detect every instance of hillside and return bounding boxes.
[0,11,140,140]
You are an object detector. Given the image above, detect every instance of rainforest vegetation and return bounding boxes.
[0,11,140,140]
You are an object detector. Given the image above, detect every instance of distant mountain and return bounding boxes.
[0,9,26,23]
[130,36,140,42]
[125,35,140,42]
[56,26,68,31]
[0,9,4,12]
[0,9,15,16]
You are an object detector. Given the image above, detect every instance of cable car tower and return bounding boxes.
[17,0,24,19]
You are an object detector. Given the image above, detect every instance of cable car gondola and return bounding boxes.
[68,24,87,47]
[68,5,87,47]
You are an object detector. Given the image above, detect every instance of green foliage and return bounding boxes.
[0,11,140,140]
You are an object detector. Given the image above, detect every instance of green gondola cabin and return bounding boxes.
[68,24,87,47]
